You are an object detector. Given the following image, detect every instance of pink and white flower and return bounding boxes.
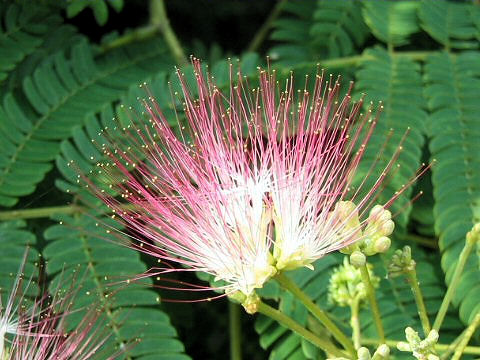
[88,59,423,296]
[0,251,122,359]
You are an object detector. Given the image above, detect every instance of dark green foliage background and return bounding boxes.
[0,0,479,359]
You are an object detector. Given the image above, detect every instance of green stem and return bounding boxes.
[359,264,385,342]
[350,297,361,350]
[451,311,480,360]
[362,338,480,356]
[274,273,356,357]
[406,268,431,336]
[0,205,82,221]
[257,301,346,358]
[100,25,159,53]
[403,233,438,249]
[276,51,435,78]
[229,302,242,360]
[432,234,476,332]
[150,0,188,67]
[247,0,287,52]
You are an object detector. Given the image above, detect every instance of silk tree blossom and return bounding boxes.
[87,60,277,297]
[259,69,420,270]
[261,72,378,270]
[0,252,122,359]
[5,307,118,360]
[86,58,423,298]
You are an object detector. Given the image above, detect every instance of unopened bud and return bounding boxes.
[339,243,357,255]
[374,236,391,253]
[337,200,358,218]
[397,341,411,352]
[405,327,419,344]
[398,327,439,359]
[329,257,379,307]
[357,347,371,360]
[425,329,439,344]
[388,246,415,277]
[379,209,392,222]
[359,205,395,256]
[381,219,395,236]
[369,205,384,219]
[372,344,390,359]
[350,251,366,267]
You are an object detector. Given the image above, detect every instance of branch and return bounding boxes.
[247,0,287,53]
[150,0,188,67]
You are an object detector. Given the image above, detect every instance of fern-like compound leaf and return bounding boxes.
[0,38,172,207]
[424,51,480,325]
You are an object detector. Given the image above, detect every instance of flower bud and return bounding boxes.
[357,347,371,360]
[369,205,384,219]
[336,200,358,218]
[379,209,392,223]
[328,257,379,307]
[339,243,357,255]
[380,219,394,236]
[358,205,396,256]
[396,341,411,352]
[388,246,415,277]
[405,326,419,344]
[350,251,366,267]
[398,327,439,359]
[425,329,439,344]
[372,344,390,359]
[373,236,391,253]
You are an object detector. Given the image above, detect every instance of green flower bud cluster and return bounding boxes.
[361,205,394,255]
[327,345,389,360]
[339,203,394,257]
[388,246,415,278]
[397,327,439,360]
[328,257,380,307]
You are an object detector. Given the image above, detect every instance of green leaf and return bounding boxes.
[0,220,40,306]
[270,0,369,65]
[0,2,67,87]
[0,38,172,207]
[91,0,109,26]
[362,0,420,47]
[354,47,427,232]
[310,0,369,58]
[66,0,125,25]
[419,0,479,50]
[43,213,190,359]
[409,170,436,238]
[424,51,480,325]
